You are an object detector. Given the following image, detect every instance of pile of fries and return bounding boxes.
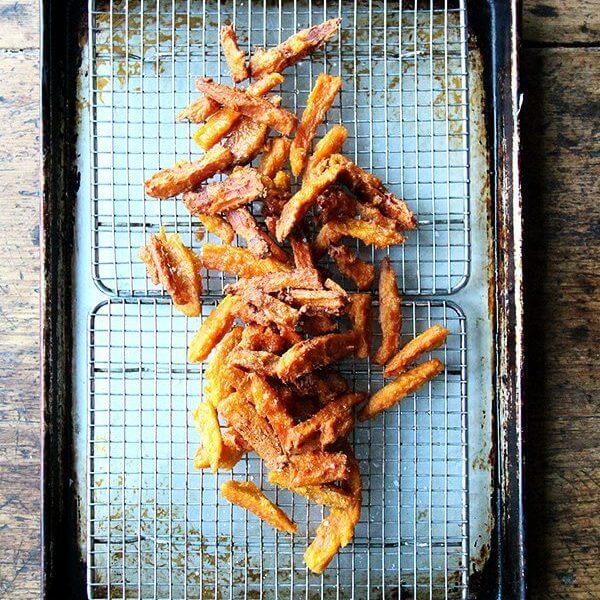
[140,19,449,573]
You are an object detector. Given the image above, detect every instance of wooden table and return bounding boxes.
[0,1,597,597]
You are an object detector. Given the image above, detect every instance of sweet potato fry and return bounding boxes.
[182,167,267,215]
[220,24,249,83]
[218,391,286,470]
[196,78,297,136]
[348,294,372,359]
[226,207,290,263]
[225,116,270,164]
[221,480,297,533]
[198,213,234,244]
[383,325,450,377]
[188,295,239,363]
[258,136,292,178]
[236,286,300,329]
[192,402,223,472]
[194,428,250,470]
[290,73,342,176]
[301,314,338,335]
[139,228,203,317]
[249,18,341,78]
[304,125,348,181]
[283,289,349,316]
[268,471,352,509]
[373,257,402,365]
[273,170,291,192]
[240,324,288,354]
[328,245,375,291]
[314,186,357,224]
[290,371,349,405]
[290,236,316,269]
[359,359,445,421]
[204,326,244,408]
[286,392,364,452]
[228,348,280,377]
[144,145,234,199]
[280,451,350,486]
[201,243,292,277]
[225,268,322,295]
[276,331,357,382]
[176,96,220,123]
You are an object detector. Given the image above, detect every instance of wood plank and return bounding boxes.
[522,47,600,599]
[523,0,600,45]
[0,0,39,49]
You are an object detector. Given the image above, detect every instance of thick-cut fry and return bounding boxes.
[182,167,267,215]
[201,243,292,277]
[258,136,292,178]
[373,257,402,365]
[228,348,280,377]
[225,116,270,164]
[176,96,220,123]
[226,268,322,295]
[383,325,450,377]
[268,471,352,509]
[198,213,234,244]
[301,314,338,335]
[240,324,288,354]
[290,371,349,405]
[220,25,249,83]
[196,78,297,136]
[290,236,316,269]
[192,402,223,472]
[328,245,375,291]
[236,286,300,329]
[315,217,407,253]
[281,451,350,486]
[315,186,357,224]
[144,145,234,199]
[359,359,445,421]
[287,392,364,452]
[276,331,357,382]
[188,295,239,363]
[139,228,203,317]
[219,392,286,470]
[194,428,250,470]
[348,293,372,359]
[290,74,342,176]
[249,18,341,78]
[221,480,297,533]
[283,289,348,316]
[204,326,244,408]
[226,208,290,263]
[304,125,348,181]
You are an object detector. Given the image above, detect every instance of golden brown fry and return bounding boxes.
[291,371,349,405]
[268,471,352,509]
[221,480,297,533]
[228,348,280,377]
[236,286,300,329]
[218,391,286,470]
[144,145,234,199]
[348,293,372,359]
[196,78,297,135]
[273,170,291,192]
[359,359,445,421]
[176,96,220,123]
[201,243,292,278]
[290,74,342,176]
[314,186,357,224]
[220,24,249,83]
[276,331,357,382]
[280,451,350,486]
[224,116,270,164]
[304,125,348,181]
[383,325,450,377]
[225,268,322,295]
[301,314,338,335]
[328,245,375,291]
[249,18,341,78]
[139,228,203,317]
[373,257,402,365]
[239,324,288,354]
[290,236,316,270]
[182,167,267,215]
[192,402,223,472]
[258,136,292,178]
[194,428,250,470]
[197,213,235,244]
[204,326,244,408]
[286,392,364,452]
[283,289,349,316]
[188,295,239,363]
[314,218,407,253]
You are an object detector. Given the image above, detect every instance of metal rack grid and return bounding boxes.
[88,0,470,298]
[88,298,468,599]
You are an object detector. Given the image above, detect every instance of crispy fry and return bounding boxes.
[240,324,286,354]
[348,293,372,359]
[287,392,364,452]
[221,480,297,533]
[280,451,350,486]
[188,295,239,363]
[228,348,280,377]
[375,190,417,230]
[176,96,220,123]
[328,245,375,291]
[301,314,338,335]
[268,471,352,509]
[225,268,322,295]
[194,428,250,470]
[236,286,300,329]
[218,391,286,470]
[383,325,450,377]
[201,243,292,277]
[196,78,297,135]
[273,170,291,192]
[373,257,402,365]
[315,217,407,253]
[198,213,234,244]
[290,236,316,269]
[225,116,270,164]
[226,207,290,262]
[139,228,203,316]
[304,125,348,181]
[192,402,223,472]
[276,331,357,382]
[144,145,234,199]
[283,288,349,316]
[258,136,292,178]
[220,24,249,83]
[359,359,444,421]
[290,74,342,176]
[182,167,267,215]
[249,18,341,78]
[204,326,244,408]
[290,371,349,405]
[315,186,357,224]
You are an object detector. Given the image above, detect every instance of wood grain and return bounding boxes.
[0,0,39,50]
